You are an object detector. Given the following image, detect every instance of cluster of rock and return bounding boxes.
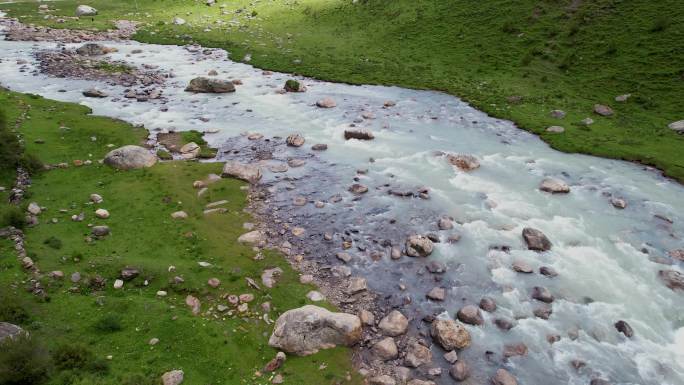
[1,14,137,42]
[36,46,166,89]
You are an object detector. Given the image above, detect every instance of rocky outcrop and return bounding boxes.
[268,305,362,356]
[430,318,470,350]
[185,77,235,93]
[222,161,262,183]
[104,145,157,170]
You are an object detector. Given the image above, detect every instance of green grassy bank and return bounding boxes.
[0,89,360,385]
[2,0,683,181]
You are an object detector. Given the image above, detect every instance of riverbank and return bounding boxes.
[1,8,683,385]
[1,0,682,182]
[0,88,361,385]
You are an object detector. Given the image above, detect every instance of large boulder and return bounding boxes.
[430,318,470,350]
[185,77,235,93]
[104,145,156,170]
[0,322,25,342]
[405,235,434,257]
[522,227,552,251]
[75,5,98,16]
[268,305,362,356]
[222,161,262,183]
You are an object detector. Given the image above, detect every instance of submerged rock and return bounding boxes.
[614,320,634,338]
[104,145,157,170]
[658,270,684,291]
[522,227,552,251]
[316,97,336,108]
[268,305,362,355]
[83,88,108,98]
[185,77,235,93]
[344,129,374,140]
[76,43,107,56]
[491,368,518,385]
[447,154,480,171]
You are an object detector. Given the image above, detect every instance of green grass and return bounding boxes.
[3,0,682,180]
[0,89,360,384]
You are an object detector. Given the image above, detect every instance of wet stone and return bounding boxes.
[457,305,484,325]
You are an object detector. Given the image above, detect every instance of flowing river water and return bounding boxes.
[1,11,683,385]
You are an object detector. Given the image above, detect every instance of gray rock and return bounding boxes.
[268,305,362,355]
[658,270,684,291]
[479,297,497,312]
[75,5,98,16]
[614,320,634,338]
[76,43,107,56]
[522,227,552,251]
[347,277,367,294]
[91,225,110,237]
[492,368,518,385]
[546,126,565,133]
[0,322,25,342]
[348,183,368,194]
[449,360,469,381]
[372,337,398,360]
[161,370,184,385]
[539,266,558,277]
[378,310,409,336]
[611,198,627,209]
[668,120,684,133]
[430,318,470,350]
[594,104,614,116]
[316,97,336,108]
[550,110,566,118]
[456,305,484,325]
[83,89,108,98]
[405,235,434,257]
[222,161,262,183]
[237,230,265,244]
[369,375,396,385]
[512,260,533,273]
[443,350,458,363]
[669,249,684,261]
[404,340,432,367]
[311,143,328,151]
[531,286,554,303]
[120,267,139,281]
[590,379,612,385]
[539,177,570,193]
[438,217,454,230]
[426,287,446,301]
[185,77,235,93]
[615,94,631,102]
[104,145,157,170]
[286,133,305,147]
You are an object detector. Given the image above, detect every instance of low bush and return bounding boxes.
[0,335,52,385]
[93,313,123,333]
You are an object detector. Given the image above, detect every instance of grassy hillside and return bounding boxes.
[2,0,683,181]
[0,89,360,385]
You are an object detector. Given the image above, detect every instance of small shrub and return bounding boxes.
[0,293,31,324]
[0,335,52,385]
[501,20,519,34]
[52,344,109,374]
[43,236,63,250]
[20,153,44,175]
[650,15,670,32]
[156,149,172,160]
[605,43,618,56]
[1,205,26,229]
[93,314,123,333]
